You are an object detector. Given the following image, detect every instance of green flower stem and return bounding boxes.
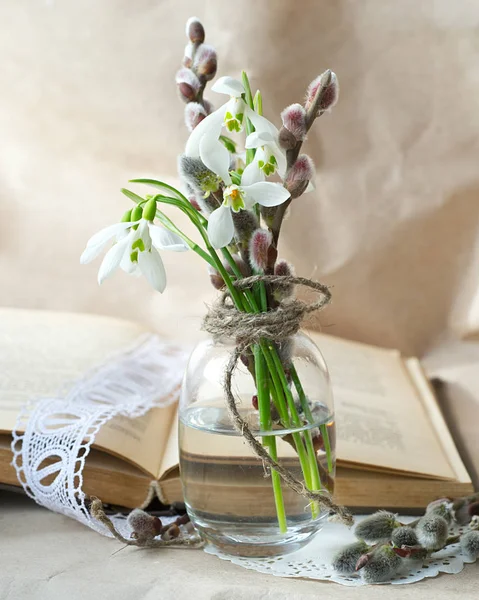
[208,246,316,520]
[254,345,287,532]
[302,434,322,517]
[268,344,321,518]
[258,279,268,313]
[261,342,313,485]
[241,71,256,166]
[218,263,315,510]
[220,245,318,516]
[320,423,334,474]
[291,365,334,475]
[267,436,287,532]
[288,370,322,517]
[129,178,190,203]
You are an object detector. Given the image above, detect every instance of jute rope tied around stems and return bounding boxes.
[203,275,353,526]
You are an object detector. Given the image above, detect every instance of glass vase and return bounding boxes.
[179,331,335,557]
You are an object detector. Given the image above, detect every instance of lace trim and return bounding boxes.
[11,334,188,535]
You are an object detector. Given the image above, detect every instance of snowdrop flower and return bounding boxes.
[185,76,285,186]
[208,181,290,248]
[80,213,188,292]
[184,77,245,183]
[242,130,287,185]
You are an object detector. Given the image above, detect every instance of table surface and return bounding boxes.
[2,492,478,600]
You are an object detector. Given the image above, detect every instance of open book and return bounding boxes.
[0,308,473,510]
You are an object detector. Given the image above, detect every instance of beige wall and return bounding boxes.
[1,0,479,355]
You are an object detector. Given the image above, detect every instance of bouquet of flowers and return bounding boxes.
[82,16,350,542]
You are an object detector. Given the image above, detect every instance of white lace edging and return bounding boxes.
[11,334,189,535]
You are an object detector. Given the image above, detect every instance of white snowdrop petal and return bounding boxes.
[211,76,245,97]
[243,182,291,208]
[199,134,232,185]
[120,251,138,274]
[97,238,129,284]
[245,107,279,138]
[84,221,137,250]
[241,161,264,187]
[80,242,107,265]
[272,145,288,178]
[185,106,225,158]
[149,225,189,252]
[207,204,235,248]
[245,131,275,149]
[138,249,167,293]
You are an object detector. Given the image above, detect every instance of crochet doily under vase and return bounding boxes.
[205,516,476,586]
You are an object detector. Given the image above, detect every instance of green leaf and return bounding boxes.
[129,179,186,202]
[241,71,255,110]
[219,135,237,153]
[121,188,145,205]
[253,90,263,116]
[229,170,242,185]
[241,71,256,166]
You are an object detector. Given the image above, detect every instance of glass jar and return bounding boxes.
[179,331,335,557]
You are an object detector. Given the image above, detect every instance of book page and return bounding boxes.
[405,358,470,483]
[308,332,456,480]
[158,407,180,479]
[0,308,175,477]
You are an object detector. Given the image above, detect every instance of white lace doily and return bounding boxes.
[11,334,188,535]
[205,516,477,585]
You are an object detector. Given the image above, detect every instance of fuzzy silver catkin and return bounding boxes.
[249,229,272,273]
[273,260,295,302]
[127,509,161,541]
[232,209,259,245]
[460,530,479,560]
[281,103,307,141]
[391,526,419,547]
[332,540,369,575]
[278,126,297,150]
[361,545,403,583]
[354,511,399,543]
[176,67,202,102]
[426,502,452,524]
[178,155,221,205]
[186,17,205,44]
[305,71,339,115]
[416,514,449,549]
[184,102,207,131]
[193,44,217,80]
[285,155,315,199]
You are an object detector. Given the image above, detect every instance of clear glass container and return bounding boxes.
[179,332,335,557]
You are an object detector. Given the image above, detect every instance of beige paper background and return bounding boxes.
[1,1,479,595]
[2,0,479,355]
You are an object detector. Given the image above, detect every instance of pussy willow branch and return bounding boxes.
[270,70,333,248]
[188,41,208,106]
[89,497,204,549]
